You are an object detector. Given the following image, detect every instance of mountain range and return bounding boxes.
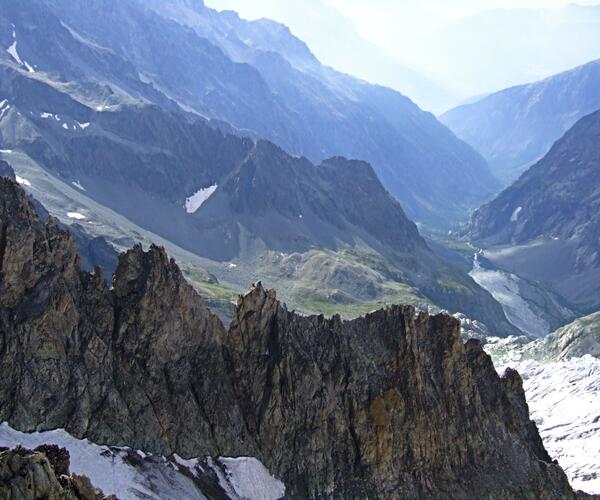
[0,0,499,226]
[469,109,600,316]
[203,0,457,113]
[442,58,600,184]
[0,5,515,336]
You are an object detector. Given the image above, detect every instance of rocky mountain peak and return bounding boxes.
[112,243,182,299]
[0,178,584,498]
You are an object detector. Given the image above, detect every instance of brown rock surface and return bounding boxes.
[0,178,583,498]
[0,446,109,499]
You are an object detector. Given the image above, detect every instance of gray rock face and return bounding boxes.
[0,177,583,498]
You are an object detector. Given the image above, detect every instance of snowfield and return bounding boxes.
[495,356,600,494]
[6,31,34,73]
[67,212,86,220]
[219,457,286,500]
[185,184,218,213]
[15,176,31,187]
[0,423,286,500]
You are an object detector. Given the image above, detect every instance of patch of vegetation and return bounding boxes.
[436,274,473,295]
[291,284,431,320]
[180,263,239,303]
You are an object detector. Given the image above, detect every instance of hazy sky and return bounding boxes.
[205,0,600,111]
[205,0,599,45]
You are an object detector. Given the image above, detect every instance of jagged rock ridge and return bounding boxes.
[0,177,583,498]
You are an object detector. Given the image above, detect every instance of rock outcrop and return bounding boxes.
[0,177,583,498]
[0,445,109,499]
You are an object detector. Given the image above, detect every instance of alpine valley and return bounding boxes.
[0,0,599,499]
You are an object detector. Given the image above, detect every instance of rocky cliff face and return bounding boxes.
[0,177,583,498]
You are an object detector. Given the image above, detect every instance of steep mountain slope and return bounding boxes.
[161,0,457,113]
[469,110,600,314]
[0,64,515,335]
[442,59,600,184]
[0,177,583,498]
[1,0,498,225]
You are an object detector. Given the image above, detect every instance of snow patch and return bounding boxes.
[496,356,600,494]
[470,254,549,337]
[41,112,54,119]
[77,121,91,130]
[0,101,10,120]
[62,122,69,130]
[185,184,217,214]
[6,41,22,65]
[72,180,85,191]
[67,212,86,220]
[0,149,13,154]
[218,457,286,500]
[6,39,34,73]
[510,206,523,222]
[173,454,201,478]
[15,176,31,187]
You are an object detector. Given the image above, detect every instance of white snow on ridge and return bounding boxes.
[6,38,34,73]
[0,422,286,500]
[496,356,600,494]
[0,423,154,499]
[0,100,10,120]
[469,254,549,337]
[185,184,217,214]
[218,457,286,500]
[6,41,22,65]
[72,180,85,191]
[15,176,31,187]
[67,212,86,220]
[510,206,523,222]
